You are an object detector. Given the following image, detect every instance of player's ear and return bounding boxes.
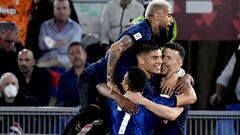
[176,57,183,69]
[137,55,144,65]
[124,84,130,92]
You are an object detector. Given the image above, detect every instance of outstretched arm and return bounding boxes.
[107,35,133,92]
[125,91,183,121]
[96,83,137,114]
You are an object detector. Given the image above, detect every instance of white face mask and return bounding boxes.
[3,84,18,98]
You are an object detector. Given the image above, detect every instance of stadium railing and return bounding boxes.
[0,107,239,135]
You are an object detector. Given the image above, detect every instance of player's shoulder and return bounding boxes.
[119,20,151,42]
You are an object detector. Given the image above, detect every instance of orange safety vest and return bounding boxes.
[0,0,32,45]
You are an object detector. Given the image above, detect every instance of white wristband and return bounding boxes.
[177,68,185,77]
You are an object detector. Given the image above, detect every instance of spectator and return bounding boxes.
[9,122,24,135]
[0,22,23,76]
[15,49,52,106]
[57,42,88,107]
[0,0,32,45]
[38,0,82,70]
[0,72,38,106]
[26,0,80,60]
[100,0,144,49]
[210,45,240,110]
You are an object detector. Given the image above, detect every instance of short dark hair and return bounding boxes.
[163,42,185,61]
[126,67,147,92]
[135,41,161,56]
[68,42,85,52]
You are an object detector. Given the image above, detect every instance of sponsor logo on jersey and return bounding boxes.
[133,32,142,41]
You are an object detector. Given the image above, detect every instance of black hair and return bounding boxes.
[135,41,161,56]
[126,67,147,92]
[68,42,85,52]
[163,42,185,61]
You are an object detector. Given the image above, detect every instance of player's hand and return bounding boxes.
[115,94,137,115]
[209,93,221,106]
[107,81,120,94]
[160,72,178,95]
[175,73,194,93]
[125,91,145,105]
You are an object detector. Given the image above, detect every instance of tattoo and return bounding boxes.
[119,36,133,52]
[107,51,117,82]
[107,35,133,82]
[109,50,117,67]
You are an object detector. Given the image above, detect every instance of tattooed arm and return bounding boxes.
[107,35,133,92]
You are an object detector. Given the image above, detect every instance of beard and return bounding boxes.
[19,65,29,74]
[73,58,85,67]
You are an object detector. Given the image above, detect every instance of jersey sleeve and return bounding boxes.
[117,20,152,45]
[151,95,177,107]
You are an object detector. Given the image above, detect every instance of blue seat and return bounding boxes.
[214,103,240,135]
[215,119,237,135]
[226,103,240,111]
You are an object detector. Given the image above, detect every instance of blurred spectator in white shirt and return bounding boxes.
[100,0,144,49]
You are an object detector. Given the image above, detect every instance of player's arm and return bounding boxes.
[107,35,133,92]
[161,68,185,95]
[161,70,194,95]
[175,84,197,107]
[125,91,183,121]
[96,83,121,100]
[142,98,183,121]
[96,83,137,114]
[175,73,194,92]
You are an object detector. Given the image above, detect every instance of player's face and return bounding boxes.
[140,50,162,77]
[68,45,87,68]
[161,48,182,76]
[159,6,173,31]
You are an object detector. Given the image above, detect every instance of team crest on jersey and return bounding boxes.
[133,32,142,41]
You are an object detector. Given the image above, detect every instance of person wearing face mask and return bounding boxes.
[0,72,38,134]
[0,72,38,106]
